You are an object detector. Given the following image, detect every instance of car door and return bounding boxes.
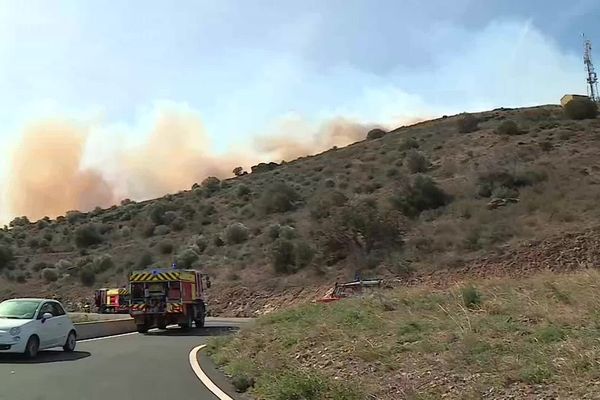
[49,302,70,346]
[36,302,61,349]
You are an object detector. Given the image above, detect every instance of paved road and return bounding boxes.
[0,318,248,400]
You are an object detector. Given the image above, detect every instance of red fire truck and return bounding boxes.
[128,268,210,333]
[94,288,130,313]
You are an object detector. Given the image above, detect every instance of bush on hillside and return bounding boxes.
[366,128,387,140]
[309,191,348,220]
[171,217,186,231]
[9,216,30,227]
[66,210,84,224]
[202,176,221,193]
[232,166,247,176]
[93,254,114,273]
[271,239,297,274]
[399,137,419,150]
[237,184,251,198]
[563,97,598,120]
[154,225,171,236]
[137,252,153,269]
[321,201,404,265]
[391,175,450,218]
[457,113,480,133]
[74,224,103,248]
[257,182,301,214]
[175,247,199,269]
[279,225,297,240]
[495,119,521,135]
[148,203,167,225]
[80,267,96,287]
[15,271,26,283]
[295,241,315,268]
[41,268,59,282]
[405,150,429,173]
[224,223,250,245]
[158,240,174,254]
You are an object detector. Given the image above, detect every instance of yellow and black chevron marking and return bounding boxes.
[166,303,183,313]
[130,304,146,312]
[118,288,129,295]
[129,271,181,282]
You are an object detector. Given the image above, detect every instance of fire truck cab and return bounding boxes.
[128,268,210,333]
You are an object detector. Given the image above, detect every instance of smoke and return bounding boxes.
[255,116,378,162]
[7,120,117,220]
[3,108,387,222]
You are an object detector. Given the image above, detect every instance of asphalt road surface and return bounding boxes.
[0,318,249,400]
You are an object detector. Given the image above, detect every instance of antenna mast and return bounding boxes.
[583,35,599,102]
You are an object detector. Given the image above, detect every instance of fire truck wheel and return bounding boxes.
[179,310,193,330]
[194,306,205,328]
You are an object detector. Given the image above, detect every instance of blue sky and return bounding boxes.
[0,0,598,220]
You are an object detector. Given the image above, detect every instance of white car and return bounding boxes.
[0,298,77,358]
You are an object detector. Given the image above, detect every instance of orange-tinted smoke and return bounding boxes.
[115,109,251,200]
[5,111,393,221]
[255,117,377,161]
[8,120,116,221]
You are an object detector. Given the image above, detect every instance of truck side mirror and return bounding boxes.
[205,276,211,288]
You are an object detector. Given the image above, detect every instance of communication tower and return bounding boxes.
[583,35,599,102]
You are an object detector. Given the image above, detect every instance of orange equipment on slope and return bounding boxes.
[318,279,383,303]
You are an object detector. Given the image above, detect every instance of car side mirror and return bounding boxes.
[41,312,53,322]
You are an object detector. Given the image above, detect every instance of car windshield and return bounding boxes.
[0,300,41,319]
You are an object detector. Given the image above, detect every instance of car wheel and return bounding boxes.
[24,336,39,359]
[63,331,76,352]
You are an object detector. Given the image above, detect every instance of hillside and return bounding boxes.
[1,104,600,314]
[208,270,600,399]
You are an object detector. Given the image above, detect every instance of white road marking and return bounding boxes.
[78,332,138,342]
[189,345,233,400]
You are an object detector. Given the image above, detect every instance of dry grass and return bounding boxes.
[209,270,600,399]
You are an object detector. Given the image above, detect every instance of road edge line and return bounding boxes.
[78,332,138,342]
[189,344,234,400]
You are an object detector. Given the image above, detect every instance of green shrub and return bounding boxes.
[462,285,482,309]
[399,137,419,150]
[32,261,49,272]
[495,120,521,135]
[171,217,185,231]
[79,267,96,287]
[175,247,199,268]
[189,235,208,253]
[295,241,315,268]
[27,237,40,248]
[162,211,178,225]
[366,128,386,140]
[237,184,251,198]
[279,225,296,240]
[137,252,153,269]
[93,254,114,273]
[0,245,14,270]
[154,225,171,236]
[225,223,250,245]
[74,224,103,248]
[405,149,429,173]
[158,240,174,254]
[391,175,450,217]
[202,176,221,193]
[308,191,348,220]
[66,210,84,224]
[257,182,301,214]
[457,113,479,133]
[267,224,281,240]
[563,97,598,120]
[148,203,167,225]
[272,239,296,274]
[41,268,59,282]
[141,223,156,238]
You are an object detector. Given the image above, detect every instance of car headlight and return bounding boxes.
[9,327,21,336]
